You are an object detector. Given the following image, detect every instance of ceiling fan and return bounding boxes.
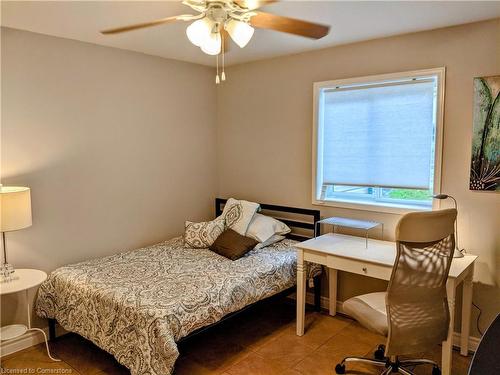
[101,0,330,83]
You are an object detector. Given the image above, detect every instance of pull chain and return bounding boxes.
[216,52,220,84]
[221,32,226,82]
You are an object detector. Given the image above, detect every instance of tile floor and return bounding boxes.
[0,300,472,374]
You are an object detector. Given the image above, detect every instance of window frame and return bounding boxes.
[312,68,446,214]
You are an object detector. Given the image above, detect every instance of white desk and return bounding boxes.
[295,233,477,375]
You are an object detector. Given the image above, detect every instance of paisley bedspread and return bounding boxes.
[35,237,321,375]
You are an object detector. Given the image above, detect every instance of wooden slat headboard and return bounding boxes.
[215,198,320,241]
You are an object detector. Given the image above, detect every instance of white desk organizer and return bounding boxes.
[315,216,383,247]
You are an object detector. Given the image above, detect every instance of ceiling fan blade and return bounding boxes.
[101,15,195,35]
[249,12,329,39]
[233,0,278,10]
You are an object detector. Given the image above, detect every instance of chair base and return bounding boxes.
[335,345,441,375]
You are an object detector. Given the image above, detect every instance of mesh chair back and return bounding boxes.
[385,209,457,356]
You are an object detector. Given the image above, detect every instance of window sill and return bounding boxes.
[312,198,433,215]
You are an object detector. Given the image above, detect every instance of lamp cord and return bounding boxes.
[449,196,465,254]
[472,301,484,336]
[446,195,483,338]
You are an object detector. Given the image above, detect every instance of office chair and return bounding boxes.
[335,208,457,375]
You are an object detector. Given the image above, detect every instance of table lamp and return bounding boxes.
[0,186,32,282]
[432,194,465,258]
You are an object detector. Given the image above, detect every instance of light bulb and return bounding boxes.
[186,18,213,47]
[201,31,221,55]
[225,19,254,48]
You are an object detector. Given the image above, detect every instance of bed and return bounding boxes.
[35,198,322,375]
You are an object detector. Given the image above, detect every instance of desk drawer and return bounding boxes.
[304,251,328,266]
[327,256,391,280]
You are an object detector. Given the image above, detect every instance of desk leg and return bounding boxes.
[442,280,456,375]
[296,249,306,336]
[461,265,474,356]
[329,268,338,316]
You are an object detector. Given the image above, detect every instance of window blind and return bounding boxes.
[320,79,436,189]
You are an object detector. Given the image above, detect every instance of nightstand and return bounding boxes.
[0,268,59,361]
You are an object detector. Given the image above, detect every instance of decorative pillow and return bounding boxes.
[246,213,291,244]
[254,234,286,250]
[184,217,225,249]
[209,229,258,260]
[220,198,260,236]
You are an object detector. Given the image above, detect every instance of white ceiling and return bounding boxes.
[2,1,500,67]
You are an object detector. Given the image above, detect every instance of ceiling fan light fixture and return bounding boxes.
[225,19,254,48]
[186,17,213,47]
[200,31,222,55]
[102,0,331,78]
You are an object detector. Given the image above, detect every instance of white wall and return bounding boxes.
[217,19,500,336]
[1,27,218,326]
[1,19,499,341]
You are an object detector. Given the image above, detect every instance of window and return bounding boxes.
[313,68,445,213]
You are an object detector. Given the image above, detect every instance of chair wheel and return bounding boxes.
[374,349,384,360]
[335,363,346,374]
[374,344,385,360]
[432,366,441,375]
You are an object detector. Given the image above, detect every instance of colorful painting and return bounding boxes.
[470,76,500,191]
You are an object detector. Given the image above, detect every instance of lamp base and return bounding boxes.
[0,263,18,283]
[453,249,465,258]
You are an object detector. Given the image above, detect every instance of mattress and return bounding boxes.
[35,236,321,375]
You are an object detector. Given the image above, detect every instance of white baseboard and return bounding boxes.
[294,292,480,353]
[0,327,49,357]
[0,324,67,357]
[456,333,480,353]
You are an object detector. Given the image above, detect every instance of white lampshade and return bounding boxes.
[0,186,32,232]
[201,32,221,55]
[225,19,254,48]
[186,18,213,47]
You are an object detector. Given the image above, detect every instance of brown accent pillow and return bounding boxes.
[209,229,258,261]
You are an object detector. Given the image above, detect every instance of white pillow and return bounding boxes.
[254,234,286,250]
[221,198,260,236]
[246,213,291,243]
[184,217,225,249]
